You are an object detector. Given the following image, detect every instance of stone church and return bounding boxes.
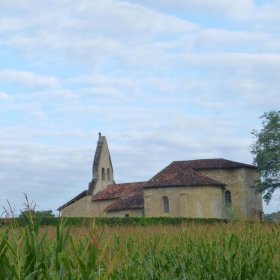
[58,133,263,221]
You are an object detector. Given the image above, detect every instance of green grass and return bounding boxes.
[1,215,280,279]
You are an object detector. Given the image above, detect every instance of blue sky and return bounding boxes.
[0,0,279,215]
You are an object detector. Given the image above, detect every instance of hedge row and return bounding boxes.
[0,216,228,227]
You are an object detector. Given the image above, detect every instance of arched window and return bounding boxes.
[107,168,110,181]
[102,168,105,181]
[162,196,169,213]
[225,190,232,207]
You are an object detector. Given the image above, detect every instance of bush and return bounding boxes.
[0,216,227,227]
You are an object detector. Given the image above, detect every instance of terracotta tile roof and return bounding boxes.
[173,158,256,170]
[57,190,87,211]
[106,191,143,212]
[144,162,226,189]
[92,182,146,201]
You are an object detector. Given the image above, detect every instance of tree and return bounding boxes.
[18,194,56,218]
[251,110,280,203]
[19,210,55,219]
[34,210,55,218]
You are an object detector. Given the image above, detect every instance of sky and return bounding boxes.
[0,0,280,216]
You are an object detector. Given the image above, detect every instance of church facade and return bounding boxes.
[58,133,263,221]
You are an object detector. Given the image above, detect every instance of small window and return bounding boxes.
[225,190,232,207]
[162,196,169,213]
[107,168,110,181]
[102,168,105,181]
[125,213,129,217]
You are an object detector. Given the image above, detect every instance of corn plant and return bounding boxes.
[1,219,280,279]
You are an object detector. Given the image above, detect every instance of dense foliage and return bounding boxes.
[18,210,55,219]
[251,110,280,202]
[0,216,226,227]
[264,211,280,222]
[1,213,280,279]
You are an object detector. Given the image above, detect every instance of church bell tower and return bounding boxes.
[87,133,114,195]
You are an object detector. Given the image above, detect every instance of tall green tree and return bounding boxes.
[251,110,280,202]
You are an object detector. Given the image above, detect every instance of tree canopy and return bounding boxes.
[19,210,55,219]
[251,110,280,203]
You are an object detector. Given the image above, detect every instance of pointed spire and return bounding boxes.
[87,133,114,195]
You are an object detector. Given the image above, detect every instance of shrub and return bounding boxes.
[1,216,227,227]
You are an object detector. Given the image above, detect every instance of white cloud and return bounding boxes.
[0,69,59,89]
[29,111,46,120]
[0,133,93,215]
[191,29,275,51]
[0,17,26,33]
[119,0,280,27]
[0,92,9,100]
[0,0,197,66]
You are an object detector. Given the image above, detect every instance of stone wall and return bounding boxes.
[106,209,143,217]
[244,168,263,220]
[200,168,262,221]
[143,185,223,218]
[60,196,92,217]
[60,197,116,217]
[91,199,116,217]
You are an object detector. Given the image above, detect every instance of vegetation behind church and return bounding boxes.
[1,216,227,227]
[1,214,276,228]
[251,110,280,202]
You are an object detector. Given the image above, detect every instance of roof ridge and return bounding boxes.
[108,181,147,186]
[173,158,255,164]
[175,158,241,164]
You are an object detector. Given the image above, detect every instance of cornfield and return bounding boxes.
[0,214,280,279]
